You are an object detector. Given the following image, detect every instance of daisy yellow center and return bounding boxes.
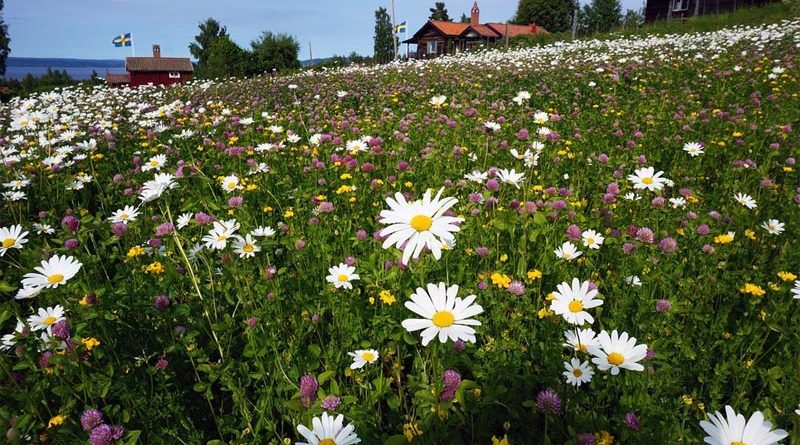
[730,442,747,445]
[432,310,455,328]
[149,160,159,166]
[337,274,349,282]
[119,213,129,220]
[243,244,254,253]
[2,237,15,248]
[410,214,433,232]
[318,440,336,445]
[572,368,583,377]
[568,300,584,313]
[607,352,625,366]
[562,252,572,259]
[361,352,375,361]
[226,182,236,189]
[43,315,57,325]
[217,235,228,242]
[586,237,595,245]
[47,274,64,284]
[642,177,653,185]
[577,342,588,353]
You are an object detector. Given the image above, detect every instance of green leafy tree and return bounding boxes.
[204,36,248,79]
[622,8,643,29]
[373,7,396,64]
[249,31,301,75]
[581,0,622,33]
[460,13,470,23]
[429,2,451,20]
[0,0,10,76]
[189,18,228,74]
[513,0,578,32]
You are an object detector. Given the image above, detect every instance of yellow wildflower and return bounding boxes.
[491,273,511,288]
[491,435,510,445]
[594,430,614,445]
[499,254,508,262]
[403,423,422,442]
[777,271,797,282]
[744,229,756,240]
[146,261,165,274]
[713,232,735,244]
[739,283,765,297]
[82,337,101,350]
[340,173,352,180]
[336,185,353,194]
[527,269,542,281]
[537,307,554,318]
[545,292,556,301]
[127,246,145,258]
[48,415,66,428]
[379,290,396,305]
[283,208,294,218]
[681,394,693,405]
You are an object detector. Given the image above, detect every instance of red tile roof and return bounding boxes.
[105,73,130,84]
[429,20,469,36]
[486,23,548,37]
[462,24,501,38]
[125,57,193,72]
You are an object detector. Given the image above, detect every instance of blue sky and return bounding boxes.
[6,0,646,60]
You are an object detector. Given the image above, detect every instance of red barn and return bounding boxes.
[106,45,193,87]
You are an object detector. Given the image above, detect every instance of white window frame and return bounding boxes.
[426,40,437,55]
[673,0,688,11]
[168,72,181,79]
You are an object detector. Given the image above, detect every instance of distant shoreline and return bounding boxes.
[4,57,126,81]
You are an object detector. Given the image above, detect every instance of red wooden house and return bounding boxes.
[402,2,547,59]
[106,45,193,87]
[644,0,777,22]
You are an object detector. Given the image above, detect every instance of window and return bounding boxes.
[168,72,181,79]
[673,0,688,11]
[426,40,437,55]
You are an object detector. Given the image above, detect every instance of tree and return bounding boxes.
[249,31,300,75]
[513,0,578,33]
[373,7,396,64]
[581,0,622,33]
[621,8,643,30]
[0,0,10,76]
[189,18,228,72]
[459,13,470,23]
[429,2,450,21]
[204,36,248,79]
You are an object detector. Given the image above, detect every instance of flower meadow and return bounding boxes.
[1,19,800,445]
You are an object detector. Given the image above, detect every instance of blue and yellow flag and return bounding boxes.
[112,33,132,47]
[395,21,407,34]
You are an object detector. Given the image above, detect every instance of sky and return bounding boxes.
[5,0,646,60]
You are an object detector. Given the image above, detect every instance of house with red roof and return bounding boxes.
[106,45,193,87]
[402,2,547,59]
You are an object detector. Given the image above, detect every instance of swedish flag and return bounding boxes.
[112,33,132,47]
[395,21,407,34]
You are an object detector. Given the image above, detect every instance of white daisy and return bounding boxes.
[139,173,178,203]
[3,179,30,190]
[251,226,276,237]
[733,193,757,209]
[176,212,193,230]
[550,278,603,325]
[1,320,26,351]
[0,224,29,256]
[563,328,598,353]
[296,412,361,445]
[401,282,483,346]
[588,330,648,375]
[220,175,243,193]
[484,121,501,132]
[699,406,787,445]
[108,205,140,224]
[669,197,687,209]
[201,219,240,250]
[682,142,704,157]
[554,241,582,261]
[625,275,643,287]
[15,285,44,300]
[326,263,359,290]
[378,188,464,265]
[791,280,800,299]
[533,111,550,125]
[233,234,260,258]
[27,305,66,332]
[348,349,379,370]
[496,169,525,188]
[21,255,82,290]
[141,154,167,172]
[464,170,487,183]
[563,358,594,387]
[429,95,447,107]
[761,219,785,235]
[345,140,368,154]
[627,167,668,192]
[581,229,604,249]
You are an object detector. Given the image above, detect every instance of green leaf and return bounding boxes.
[308,344,321,358]
[123,430,142,445]
[318,370,335,384]
[384,435,408,445]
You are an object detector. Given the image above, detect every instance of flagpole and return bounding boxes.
[391,0,397,61]
[131,32,135,57]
